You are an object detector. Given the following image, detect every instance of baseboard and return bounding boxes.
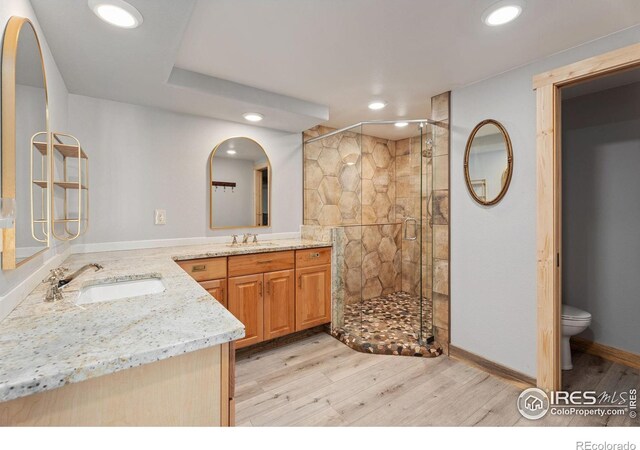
[571,337,640,370]
[235,325,330,360]
[449,345,536,389]
[70,231,301,254]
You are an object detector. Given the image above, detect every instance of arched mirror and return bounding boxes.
[464,119,513,206]
[2,17,49,269]
[209,137,271,229]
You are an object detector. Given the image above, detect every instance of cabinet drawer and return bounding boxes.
[296,247,332,268]
[177,257,227,281]
[228,251,294,277]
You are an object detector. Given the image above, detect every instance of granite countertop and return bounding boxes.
[0,238,331,402]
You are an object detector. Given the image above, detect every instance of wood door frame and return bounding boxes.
[254,164,268,226]
[533,42,640,392]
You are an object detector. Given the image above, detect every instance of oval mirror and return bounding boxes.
[209,137,271,229]
[464,119,513,206]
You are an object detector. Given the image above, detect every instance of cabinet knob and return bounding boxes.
[192,264,206,272]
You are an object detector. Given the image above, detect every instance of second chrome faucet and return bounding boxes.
[43,263,103,302]
[231,233,258,245]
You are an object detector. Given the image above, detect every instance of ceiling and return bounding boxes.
[31,0,640,138]
[214,137,267,162]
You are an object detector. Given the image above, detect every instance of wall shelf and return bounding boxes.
[33,141,88,159]
[53,181,88,190]
[50,132,89,241]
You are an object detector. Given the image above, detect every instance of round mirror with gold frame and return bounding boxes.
[209,137,271,230]
[2,16,50,269]
[464,119,513,206]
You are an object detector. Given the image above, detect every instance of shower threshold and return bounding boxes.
[332,291,442,358]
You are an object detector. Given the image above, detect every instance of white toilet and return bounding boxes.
[561,304,592,370]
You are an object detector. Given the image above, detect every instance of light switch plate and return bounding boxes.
[154,209,166,225]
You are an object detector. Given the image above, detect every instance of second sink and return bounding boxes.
[76,278,165,305]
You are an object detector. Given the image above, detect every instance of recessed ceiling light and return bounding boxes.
[88,0,143,29]
[368,101,387,110]
[482,1,523,26]
[243,112,264,122]
[394,122,409,128]
[226,150,237,155]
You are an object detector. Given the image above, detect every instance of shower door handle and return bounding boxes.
[403,217,418,241]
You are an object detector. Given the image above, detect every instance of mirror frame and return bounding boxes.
[464,119,513,206]
[1,16,50,270]
[208,136,272,230]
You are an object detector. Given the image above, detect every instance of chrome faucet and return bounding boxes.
[43,267,68,302]
[241,233,258,244]
[57,263,103,288]
[231,234,239,245]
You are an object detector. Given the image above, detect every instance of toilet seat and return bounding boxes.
[561,305,591,322]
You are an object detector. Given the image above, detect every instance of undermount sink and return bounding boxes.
[225,241,278,248]
[76,278,165,305]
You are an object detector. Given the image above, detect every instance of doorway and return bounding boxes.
[534,42,640,392]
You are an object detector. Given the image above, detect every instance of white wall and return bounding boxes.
[67,94,302,245]
[0,0,70,307]
[563,82,640,355]
[450,25,640,377]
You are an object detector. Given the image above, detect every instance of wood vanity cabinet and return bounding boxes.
[177,246,331,350]
[177,257,228,308]
[200,279,227,308]
[228,273,264,348]
[227,251,296,348]
[295,248,332,331]
[263,269,296,340]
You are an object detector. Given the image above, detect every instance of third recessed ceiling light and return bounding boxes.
[368,101,387,110]
[482,1,524,26]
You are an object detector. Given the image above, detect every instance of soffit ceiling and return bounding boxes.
[31,0,640,139]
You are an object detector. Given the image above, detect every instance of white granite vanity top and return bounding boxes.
[0,238,331,402]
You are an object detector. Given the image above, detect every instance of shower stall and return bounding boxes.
[303,120,442,357]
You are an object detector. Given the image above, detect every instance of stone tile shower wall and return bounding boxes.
[302,92,450,351]
[303,126,401,314]
[394,136,428,298]
[304,126,396,227]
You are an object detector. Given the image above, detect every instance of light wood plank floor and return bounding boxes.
[235,332,639,426]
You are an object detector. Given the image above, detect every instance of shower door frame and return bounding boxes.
[534,42,640,392]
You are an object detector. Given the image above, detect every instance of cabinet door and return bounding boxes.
[263,269,295,340]
[295,265,331,331]
[200,279,227,308]
[228,274,263,348]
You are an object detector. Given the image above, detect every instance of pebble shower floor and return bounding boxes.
[332,291,442,357]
